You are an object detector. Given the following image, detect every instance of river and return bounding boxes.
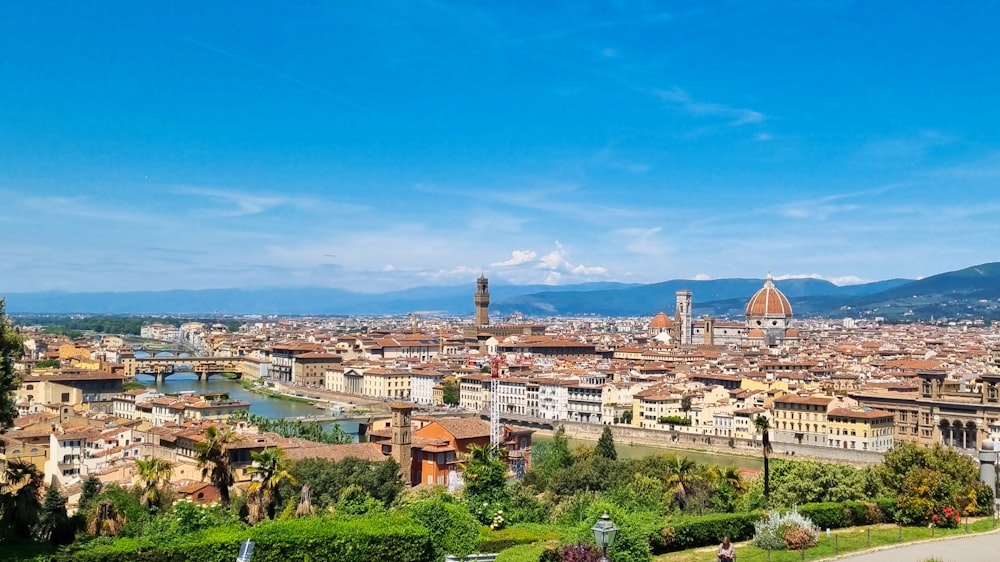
[133,372,362,440]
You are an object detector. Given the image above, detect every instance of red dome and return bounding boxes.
[650,312,673,329]
[748,328,766,339]
[746,272,793,318]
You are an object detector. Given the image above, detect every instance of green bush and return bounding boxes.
[481,524,566,553]
[657,416,691,426]
[798,500,889,530]
[51,515,436,562]
[495,542,551,562]
[405,498,482,560]
[662,511,761,552]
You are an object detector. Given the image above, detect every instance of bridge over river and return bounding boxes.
[124,355,245,383]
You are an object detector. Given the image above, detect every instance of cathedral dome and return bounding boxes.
[650,312,673,329]
[746,272,793,319]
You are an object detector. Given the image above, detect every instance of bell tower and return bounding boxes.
[390,403,413,486]
[675,290,693,345]
[474,274,490,328]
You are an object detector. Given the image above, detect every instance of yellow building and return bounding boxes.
[363,368,412,399]
[58,344,91,361]
[826,408,895,452]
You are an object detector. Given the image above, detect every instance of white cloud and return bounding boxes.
[655,87,766,126]
[535,241,608,277]
[382,264,396,272]
[693,273,712,281]
[772,273,869,286]
[491,250,538,267]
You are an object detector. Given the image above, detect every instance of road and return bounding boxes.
[834,529,1000,562]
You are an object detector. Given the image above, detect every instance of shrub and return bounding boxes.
[495,542,553,562]
[50,514,435,562]
[405,498,481,560]
[540,543,604,562]
[930,506,960,529]
[752,508,819,551]
[657,416,691,426]
[662,512,760,552]
[480,524,566,553]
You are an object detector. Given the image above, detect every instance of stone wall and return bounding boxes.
[521,420,885,466]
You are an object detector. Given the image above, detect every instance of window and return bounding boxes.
[61,393,70,402]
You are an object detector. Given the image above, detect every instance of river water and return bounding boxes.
[133,372,361,440]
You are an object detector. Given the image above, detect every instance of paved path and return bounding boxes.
[834,529,1000,562]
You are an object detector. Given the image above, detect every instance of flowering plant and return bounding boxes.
[930,506,961,529]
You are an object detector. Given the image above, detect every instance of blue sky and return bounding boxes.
[2,1,1000,293]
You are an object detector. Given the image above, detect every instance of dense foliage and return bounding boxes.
[14,315,242,336]
[1,419,994,562]
[229,410,352,444]
[1,299,24,429]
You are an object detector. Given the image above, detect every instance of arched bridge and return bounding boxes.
[124,356,243,383]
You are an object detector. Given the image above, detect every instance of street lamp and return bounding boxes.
[591,511,618,562]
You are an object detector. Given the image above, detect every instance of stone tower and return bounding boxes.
[675,290,693,345]
[390,403,413,486]
[474,274,490,328]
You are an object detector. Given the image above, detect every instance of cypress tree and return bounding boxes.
[595,426,617,461]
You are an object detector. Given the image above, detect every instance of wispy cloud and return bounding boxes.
[655,87,766,126]
[173,186,368,218]
[772,186,897,220]
[182,36,375,114]
[615,227,669,256]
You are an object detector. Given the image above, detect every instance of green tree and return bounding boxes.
[195,426,238,507]
[753,414,773,502]
[441,377,460,406]
[0,299,24,429]
[459,443,509,525]
[35,358,60,368]
[79,475,103,511]
[664,455,698,510]
[246,447,296,523]
[283,456,403,510]
[526,425,573,489]
[680,395,693,421]
[134,457,173,510]
[36,485,73,545]
[1,459,42,538]
[595,426,617,461]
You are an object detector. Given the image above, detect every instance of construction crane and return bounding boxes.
[490,354,505,448]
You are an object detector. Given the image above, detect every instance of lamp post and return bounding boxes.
[591,511,618,562]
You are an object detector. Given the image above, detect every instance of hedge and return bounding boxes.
[480,525,567,553]
[657,500,900,553]
[51,515,436,562]
[798,500,896,530]
[495,542,552,562]
[661,511,762,552]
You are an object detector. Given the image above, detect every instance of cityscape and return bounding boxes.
[3,2,1000,562]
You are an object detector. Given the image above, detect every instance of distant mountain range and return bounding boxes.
[4,262,1000,321]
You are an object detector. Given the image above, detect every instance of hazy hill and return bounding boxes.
[6,262,999,320]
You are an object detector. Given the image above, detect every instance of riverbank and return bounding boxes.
[512,420,882,467]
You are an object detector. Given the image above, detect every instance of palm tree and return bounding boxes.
[195,425,238,507]
[753,414,773,502]
[680,395,693,422]
[1,459,43,537]
[134,457,173,510]
[245,447,296,523]
[664,455,698,510]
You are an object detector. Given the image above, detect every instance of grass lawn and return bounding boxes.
[652,518,999,562]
